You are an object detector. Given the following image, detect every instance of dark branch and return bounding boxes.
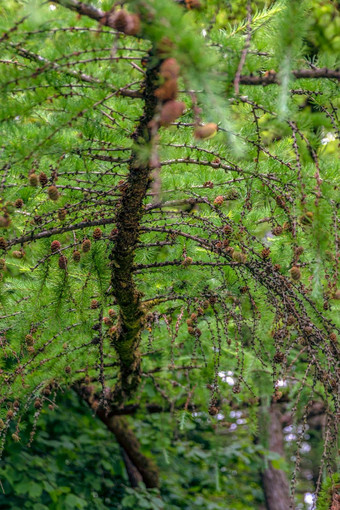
[239,67,340,86]
[51,0,105,21]
[7,216,116,248]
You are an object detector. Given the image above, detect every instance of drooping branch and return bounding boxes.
[239,67,340,86]
[50,0,105,22]
[7,216,116,248]
[11,43,142,98]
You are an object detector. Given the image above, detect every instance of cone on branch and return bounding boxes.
[25,334,34,346]
[48,186,59,201]
[51,240,61,253]
[93,228,102,240]
[90,299,99,309]
[106,10,141,36]
[0,237,7,250]
[82,239,91,253]
[155,79,178,101]
[213,195,224,206]
[194,123,218,140]
[160,58,180,80]
[39,172,48,187]
[73,251,81,262]
[58,209,67,221]
[14,198,23,209]
[290,266,301,281]
[272,225,283,236]
[182,256,193,266]
[159,101,186,126]
[58,255,68,269]
[29,174,38,187]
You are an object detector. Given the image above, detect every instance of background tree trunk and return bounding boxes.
[262,403,291,510]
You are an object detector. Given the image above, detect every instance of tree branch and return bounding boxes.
[12,44,142,98]
[239,67,340,86]
[51,0,105,22]
[7,216,116,248]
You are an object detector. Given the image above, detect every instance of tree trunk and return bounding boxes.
[76,385,159,488]
[262,403,291,510]
[121,448,143,488]
[96,410,159,488]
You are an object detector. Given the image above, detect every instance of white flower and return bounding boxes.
[321,132,336,145]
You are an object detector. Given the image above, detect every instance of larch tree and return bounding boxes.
[0,0,339,508]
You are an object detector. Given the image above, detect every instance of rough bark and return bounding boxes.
[96,410,159,488]
[262,403,291,510]
[121,449,143,488]
[109,58,159,403]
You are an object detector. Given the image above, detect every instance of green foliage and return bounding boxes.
[0,392,269,509]
[0,0,339,508]
[316,474,340,510]
[0,394,126,509]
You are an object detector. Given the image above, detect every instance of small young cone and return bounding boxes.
[48,186,59,201]
[29,174,38,186]
[155,79,178,101]
[194,123,218,140]
[160,101,185,126]
[290,266,301,281]
[160,58,180,80]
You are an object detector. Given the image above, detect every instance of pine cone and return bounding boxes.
[182,256,193,266]
[58,255,67,269]
[90,299,99,309]
[29,174,38,186]
[155,79,178,101]
[160,58,180,80]
[0,237,7,250]
[272,226,283,236]
[93,227,102,240]
[14,198,23,209]
[48,185,59,201]
[213,195,224,206]
[273,351,285,363]
[290,266,301,281]
[25,334,34,346]
[39,172,48,187]
[82,239,91,253]
[51,240,61,252]
[194,123,218,140]
[73,250,81,262]
[58,209,67,221]
[159,101,185,126]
